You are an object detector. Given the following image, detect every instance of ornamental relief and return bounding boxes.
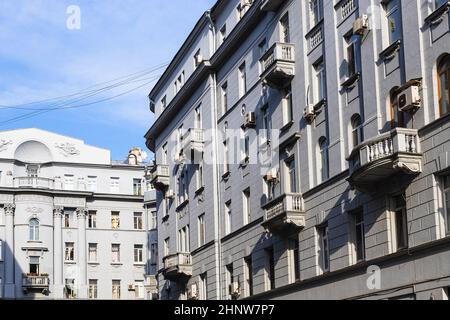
[15,194,53,203]
[0,139,12,152]
[54,142,80,157]
[54,197,86,207]
[26,207,44,214]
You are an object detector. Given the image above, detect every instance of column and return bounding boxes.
[76,208,87,299]
[4,203,15,299]
[53,206,64,299]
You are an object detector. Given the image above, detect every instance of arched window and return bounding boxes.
[318,137,329,183]
[438,55,450,116]
[390,87,404,129]
[29,218,40,241]
[351,114,363,149]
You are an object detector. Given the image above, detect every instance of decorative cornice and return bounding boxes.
[76,207,87,218]
[4,203,16,215]
[53,206,64,217]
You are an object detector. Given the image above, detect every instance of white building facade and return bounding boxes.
[146,0,450,300]
[0,128,157,300]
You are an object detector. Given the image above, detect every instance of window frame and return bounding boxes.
[438,56,450,117]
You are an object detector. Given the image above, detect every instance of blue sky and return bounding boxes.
[0,0,215,160]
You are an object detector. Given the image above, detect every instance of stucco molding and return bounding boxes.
[55,142,80,157]
[0,139,12,152]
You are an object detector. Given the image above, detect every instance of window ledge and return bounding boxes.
[194,186,205,196]
[162,215,169,223]
[379,40,401,61]
[222,171,231,181]
[88,262,100,266]
[341,73,360,89]
[425,2,450,26]
[133,263,146,267]
[64,261,76,265]
[280,121,294,132]
[111,262,123,266]
[27,241,43,244]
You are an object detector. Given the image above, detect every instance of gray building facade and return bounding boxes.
[145,0,450,300]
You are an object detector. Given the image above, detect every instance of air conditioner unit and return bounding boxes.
[304,105,316,122]
[229,282,241,296]
[264,169,278,182]
[398,85,421,112]
[166,189,175,199]
[244,112,256,127]
[128,284,135,291]
[353,15,369,35]
[189,283,199,300]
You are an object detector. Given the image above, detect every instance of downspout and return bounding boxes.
[205,9,223,300]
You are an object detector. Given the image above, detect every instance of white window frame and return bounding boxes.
[88,243,98,263]
[134,244,144,263]
[111,244,121,263]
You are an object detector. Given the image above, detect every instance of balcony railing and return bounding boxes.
[260,42,295,89]
[150,164,170,190]
[262,193,305,234]
[144,189,157,203]
[348,128,422,190]
[181,128,205,156]
[261,0,285,11]
[14,177,54,189]
[22,275,50,288]
[162,252,192,281]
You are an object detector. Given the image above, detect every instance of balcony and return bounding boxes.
[22,274,50,289]
[181,128,205,157]
[150,165,170,190]
[262,193,305,234]
[260,42,295,89]
[14,177,54,189]
[261,0,285,11]
[145,275,158,294]
[144,189,157,203]
[162,252,192,281]
[347,128,422,191]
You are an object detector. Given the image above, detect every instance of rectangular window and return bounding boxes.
[110,177,120,193]
[280,13,290,43]
[385,0,402,44]
[65,242,75,262]
[288,238,300,283]
[244,256,253,297]
[442,175,450,234]
[243,189,251,225]
[161,95,167,110]
[29,256,39,275]
[87,176,97,192]
[196,163,204,190]
[64,210,72,228]
[352,210,366,262]
[111,244,121,263]
[198,214,206,247]
[0,240,2,261]
[285,157,297,193]
[200,273,208,300]
[133,179,142,196]
[226,264,234,300]
[135,281,145,299]
[178,225,190,252]
[195,105,202,129]
[239,62,247,98]
[64,174,74,190]
[150,211,157,230]
[262,106,272,142]
[112,280,121,299]
[162,143,168,165]
[134,212,143,230]
[282,85,293,126]
[194,49,202,68]
[318,225,329,272]
[225,201,232,235]
[111,212,120,230]
[88,280,98,299]
[88,243,98,262]
[346,38,357,77]
[314,60,326,103]
[164,238,170,257]
[88,211,97,229]
[223,139,230,174]
[311,0,323,26]
[221,82,228,114]
[265,247,275,291]
[219,24,227,45]
[134,244,144,263]
[150,243,158,264]
[392,195,408,250]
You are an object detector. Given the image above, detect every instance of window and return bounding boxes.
[88,211,97,229]
[196,163,204,190]
[352,210,366,262]
[133,179,142,196]
[282,85,293,126]
[194,49,202,68]
[164,197,170,218]
[65,279,76,299]
[64,174,74,190]
[198,214,206,247]
[438,56,450,116]
[351,114,363,149]
[259,38,268,72]
[0,240,2,261]
[314,60,326,103]
[223,139,230,174]
[112,280,121,299]
[239,62,247,98]
[392,195,408,250]
[241,128,250,163]
[178,225,190,252]
[311,0,323,26]
[134,244,144,263]
[29,218,39,241]
[88,243,98,262]
[134,212,143,230]
[135,281,145,299]
[195,105,202,129]
[443,175,450,234]
[318,225,329,273]
[225,201,232,235]
[161,95,167,110]
[89,280,98,299]
[87,176,97,192]
[150,243,158,264]
[29,256,40,275]
[285,157,297,193]
[346,36,358,77]
[288,238,300,283]
[110,177,120,193]
[385,0,402,45]
[243,189,251,225]
[65,242,75,262]
[280,13,290,43]
[164,238,170,257]
[226,264,234,300]
[244,256,253,297]
[162,143,168,165]
[318,137,329,183]
[390,88,405,129]
[265,247,275,291]
[200,273,208,300]
[178,169,188,205]
[221,82,228,114]
[64,210,72,228]
[150,211,157,229]
[219,24,227,45]
[111,244,120,263]
[111,212,120,229]
[262,106,272,142]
